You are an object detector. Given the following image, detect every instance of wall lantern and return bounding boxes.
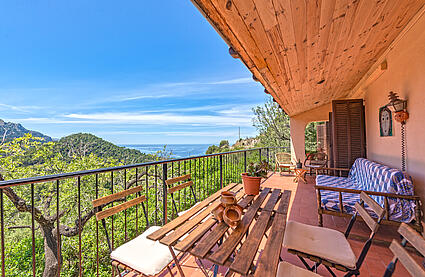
[386,91,408,171]
[387,91,409,124]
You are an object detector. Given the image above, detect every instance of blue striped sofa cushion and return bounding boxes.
[317,158,416,223]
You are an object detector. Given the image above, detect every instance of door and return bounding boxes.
[331,99,366,171]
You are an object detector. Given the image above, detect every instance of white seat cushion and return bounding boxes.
[111,226,176,276]
[276,262,321,277]
[283,221,356,269]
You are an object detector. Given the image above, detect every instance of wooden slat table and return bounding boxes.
[147,184,291,277]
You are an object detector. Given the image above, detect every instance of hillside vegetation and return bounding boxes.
[57,133,151,164]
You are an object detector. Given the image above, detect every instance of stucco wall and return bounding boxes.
[290,103,331,163]
[364,11,425,212]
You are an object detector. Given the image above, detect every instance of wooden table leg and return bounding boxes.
[169,245,185,277]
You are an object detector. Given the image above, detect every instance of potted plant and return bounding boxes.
[241,161,270,195]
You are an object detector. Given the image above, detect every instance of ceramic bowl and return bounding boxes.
[211,204,225,222]
[223,205,242,228]
[221,191,236,206]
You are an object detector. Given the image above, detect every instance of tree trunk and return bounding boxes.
[41,224,61,277]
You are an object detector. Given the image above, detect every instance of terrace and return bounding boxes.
[1,0,425,277]
[159,174,420,277]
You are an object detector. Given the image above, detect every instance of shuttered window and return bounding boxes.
[331,99,366,170]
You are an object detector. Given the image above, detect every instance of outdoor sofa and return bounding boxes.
[315,158,423,232]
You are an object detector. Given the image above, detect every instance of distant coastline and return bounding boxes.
[123,144,211,158]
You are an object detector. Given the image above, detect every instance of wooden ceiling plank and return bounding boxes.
[265,26,297,112]
[328,0,382,100]
[290,0,308,86]
[347,0,425,92]
[331,0,391,97]
[306,0,322,86]
[272,0,302,92]
[232,0,294,110]
[316,0,336,83]
[232,0,289,86]
[321,0,349,93]
[325,0,360,102]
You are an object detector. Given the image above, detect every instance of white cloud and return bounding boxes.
[64,112,252,126]
[204,77,252,85]
[101,77,255,104]
[10,110,253,127]
[95,130,239,137]
[0,103,42,113]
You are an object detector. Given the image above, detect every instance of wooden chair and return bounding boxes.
[165,174,198,217]
[275,153,293,175]
[92,186,185,277]
[283,192,386,277]
[383,223,425,276]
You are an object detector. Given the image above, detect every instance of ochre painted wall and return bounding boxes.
[364,11,425,213]
[290,103,331,163]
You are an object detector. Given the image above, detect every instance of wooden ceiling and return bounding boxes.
[191,0,425,116]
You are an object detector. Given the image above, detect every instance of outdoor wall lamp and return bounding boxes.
[386,91,408,171]
[387,91,409,124]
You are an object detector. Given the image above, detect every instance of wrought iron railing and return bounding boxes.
[0,146,288,277]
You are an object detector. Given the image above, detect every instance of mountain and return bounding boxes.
[57,133,151,164]
[0,119,52,142]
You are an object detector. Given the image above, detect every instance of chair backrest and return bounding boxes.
[383,223,425,277]
[304,152,328,167]
[275,153,291,164]
[345,192,386,270]
[92,185,148,252]
[354,192,386,233]
[166,174,197,215]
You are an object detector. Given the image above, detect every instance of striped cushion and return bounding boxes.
[317,158,416,223]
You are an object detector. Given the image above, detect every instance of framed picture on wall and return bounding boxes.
[379,106,393,137]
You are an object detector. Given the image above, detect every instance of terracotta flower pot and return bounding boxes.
[241,173,261,195]
[221,191,236,206]
[211,204,225,222]
[223,205,242,228]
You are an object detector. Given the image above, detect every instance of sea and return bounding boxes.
[122,144,211,158]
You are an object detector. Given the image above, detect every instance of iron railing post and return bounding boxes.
[244,151,247,172]
[267,148,270,164]
[162,163,168,225]
[259,148,262,163]
[220,155,223,188]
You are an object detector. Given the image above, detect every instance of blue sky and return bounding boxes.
[0,1,267,145]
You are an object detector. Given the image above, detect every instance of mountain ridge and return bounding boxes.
[0,119,52,142]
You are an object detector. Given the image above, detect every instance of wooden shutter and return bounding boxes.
[331,99,366,170]
[326,114,333,168]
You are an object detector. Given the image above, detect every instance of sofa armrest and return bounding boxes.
[315,185,422,224]
[314,167,350,177]
[314,185,420,200]
[319,167,350,171]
